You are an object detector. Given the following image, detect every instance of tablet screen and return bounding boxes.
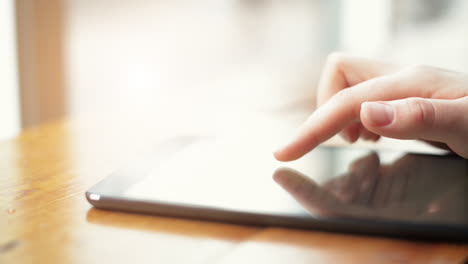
[122,136,468,225]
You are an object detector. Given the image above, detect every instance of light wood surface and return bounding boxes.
[1,117,468,264]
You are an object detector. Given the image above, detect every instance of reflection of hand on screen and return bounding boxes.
[274,152,468,223]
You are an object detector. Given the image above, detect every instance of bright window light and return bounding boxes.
[0,0,20,140]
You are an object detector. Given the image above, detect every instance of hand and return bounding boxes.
[274,53,468,161]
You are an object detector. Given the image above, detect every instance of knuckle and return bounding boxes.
[326,52,348,68]
[334,88,353,102]
[405,64,438,77]
[404,97,436,128]
[332,88,360,117]
[405,64,428,74]
[366,76,392,90]
[402,64,442,98]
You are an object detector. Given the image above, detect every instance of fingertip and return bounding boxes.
[370,134,381,142]
[274,138,302,161]
[359,127,379,142]
[273,150,287,161]
[340,123,362,143]
[274,141,308,161]
[340,129,359,143]
[273,149,297,162]
[272,167,294,185]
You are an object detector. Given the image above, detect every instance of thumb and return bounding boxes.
[360,97,468,156]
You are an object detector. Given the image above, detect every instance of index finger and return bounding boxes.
[274,68,433,161]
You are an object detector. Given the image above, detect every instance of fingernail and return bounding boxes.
[362,102,394,127]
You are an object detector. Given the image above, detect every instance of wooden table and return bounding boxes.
[2,117,468,264]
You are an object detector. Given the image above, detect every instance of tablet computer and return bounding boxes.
[86,135,468,241]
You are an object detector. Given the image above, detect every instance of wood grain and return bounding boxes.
[1,118,468,264]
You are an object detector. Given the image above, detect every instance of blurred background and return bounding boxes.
[2,0,468,140]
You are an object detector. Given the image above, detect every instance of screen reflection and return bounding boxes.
[274,152,468,224]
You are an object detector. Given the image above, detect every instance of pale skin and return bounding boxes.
[274,53,468,161]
